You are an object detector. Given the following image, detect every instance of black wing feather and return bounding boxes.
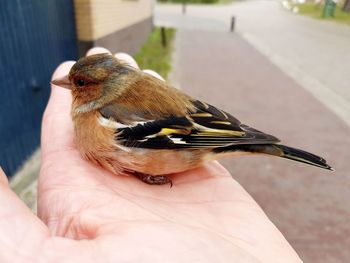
[102,100,280,149]
[118,116,192,148]
[191,100,243,131]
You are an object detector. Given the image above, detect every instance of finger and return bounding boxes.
[86,47,112,56]
[0,167,9,186]
[143,69,165,81]
[0,168,49,262]
[42,61,76,157]
[115,52,139,69]
[47,61,75,115]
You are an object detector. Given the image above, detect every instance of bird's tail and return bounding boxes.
[214,144,333,170]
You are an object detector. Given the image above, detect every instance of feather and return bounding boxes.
[99,99,280,149]
[213,144,332,170]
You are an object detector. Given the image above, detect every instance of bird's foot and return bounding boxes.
[134,172,173,187]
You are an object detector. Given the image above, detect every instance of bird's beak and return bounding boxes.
[51,75,71,90]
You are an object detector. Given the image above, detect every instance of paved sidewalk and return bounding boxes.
[155,1,350,126]
[10,149,40,212]
[172,29,350,263]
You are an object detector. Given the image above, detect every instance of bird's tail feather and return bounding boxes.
[214,144,333,170]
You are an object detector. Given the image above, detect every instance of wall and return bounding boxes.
[74,0,153,55]
[0,0,78,176]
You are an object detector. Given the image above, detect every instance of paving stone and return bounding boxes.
[171,28,350,263]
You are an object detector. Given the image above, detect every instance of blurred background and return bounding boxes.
[0,0,349,262]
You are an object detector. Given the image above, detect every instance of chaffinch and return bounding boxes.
[51,53,332,186]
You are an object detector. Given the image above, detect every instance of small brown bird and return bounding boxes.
[52,54,332,185]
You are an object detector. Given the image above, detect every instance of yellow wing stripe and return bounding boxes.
[193,130,245,136]
[158,128,190,136]
[210,121,231,125]
[157,128,245,137]
[191,113,212,117]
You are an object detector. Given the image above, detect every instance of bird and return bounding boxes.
[51,53,333,186]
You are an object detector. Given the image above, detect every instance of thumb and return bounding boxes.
[41,61,75,157]
[45,61,75,116]
[0,167,49,261]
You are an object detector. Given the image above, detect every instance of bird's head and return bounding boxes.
[52,53,133,114]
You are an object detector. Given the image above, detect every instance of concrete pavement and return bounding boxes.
[171,28,350,263]
[155,0,350,126]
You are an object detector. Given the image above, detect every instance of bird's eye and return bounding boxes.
[76,79,85,87]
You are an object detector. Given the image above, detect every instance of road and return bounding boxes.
[156,2,350,262]
[155,0,350,126]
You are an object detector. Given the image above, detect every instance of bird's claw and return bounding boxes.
[135,173,173,187]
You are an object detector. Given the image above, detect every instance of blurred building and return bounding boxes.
[0,0,153,177]
[74,0,154,55]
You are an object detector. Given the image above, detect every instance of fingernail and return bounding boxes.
[143,69,165,81]
[86,47,112,56]
[51,61,76,81]
[115,53,139,69]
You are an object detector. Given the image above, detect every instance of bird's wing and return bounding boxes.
[99,99,280,149]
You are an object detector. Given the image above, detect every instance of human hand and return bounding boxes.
[0,47,302,262]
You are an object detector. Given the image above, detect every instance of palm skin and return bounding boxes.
[0,48,302,262]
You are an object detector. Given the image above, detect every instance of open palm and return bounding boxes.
[0,48,302,262]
